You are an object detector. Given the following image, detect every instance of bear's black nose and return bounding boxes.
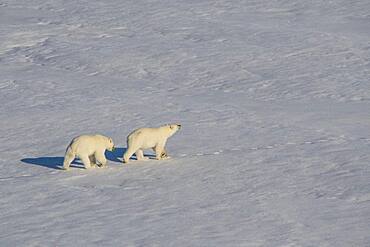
[177,124,182,129]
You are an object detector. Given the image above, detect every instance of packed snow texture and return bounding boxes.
[1,0,370,246]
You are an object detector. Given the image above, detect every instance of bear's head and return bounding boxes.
[106,137,115,152]
[164,123,181,137]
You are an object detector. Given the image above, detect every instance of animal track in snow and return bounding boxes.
[0,80,17,91]
[180,136,368,159]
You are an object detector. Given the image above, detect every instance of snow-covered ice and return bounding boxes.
[1,0,370,246]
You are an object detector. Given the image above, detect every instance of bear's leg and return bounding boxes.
[154,144,165,160]
[80,155,93,169]
[89,155,97,167]
[161,147,169,158]
[152,147,168,159]
[95,151,107,167]
[136,149,149,161]
[123,147,137,163]
[63,151,75,170]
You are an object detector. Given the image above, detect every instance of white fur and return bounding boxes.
[123,124,181,163]
[63,134,115,170]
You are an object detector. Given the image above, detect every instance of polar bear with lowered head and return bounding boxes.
[123,124,181,163]
[63,134,115,170]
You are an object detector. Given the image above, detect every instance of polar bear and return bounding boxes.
[63,134,115,170]
[123,124,181,163]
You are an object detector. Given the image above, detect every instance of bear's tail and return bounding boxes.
[65,139,75,154]
[65,145,73,155]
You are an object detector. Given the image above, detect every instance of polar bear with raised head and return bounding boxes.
[123,124,181,163]
[63,134,115,170]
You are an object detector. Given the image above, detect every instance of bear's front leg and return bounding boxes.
[89,155,97,167]
[95,151,107,167]
[161,147,169,159]
[80,155,93,169]
[136,149,149,161]
[154,144,166,160]
[152,147,168,159]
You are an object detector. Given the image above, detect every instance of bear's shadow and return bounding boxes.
[21,148,155,170]
[21,147,141,170]
[21,157,82,170]
[105,147,126,162]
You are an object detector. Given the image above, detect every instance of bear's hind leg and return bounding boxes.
[136,149,149,161]
[95,151,107,167]
[123,147,137,163]
[63,150,75,170]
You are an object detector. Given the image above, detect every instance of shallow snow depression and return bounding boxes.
[1,0,370,246]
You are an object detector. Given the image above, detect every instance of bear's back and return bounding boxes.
[70,134,106,150]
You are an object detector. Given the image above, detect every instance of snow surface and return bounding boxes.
[1,0,370,246]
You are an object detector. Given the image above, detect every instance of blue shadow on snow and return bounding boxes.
[21,147,154,170]
[21,148,125,170]
[21,157,83,170]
